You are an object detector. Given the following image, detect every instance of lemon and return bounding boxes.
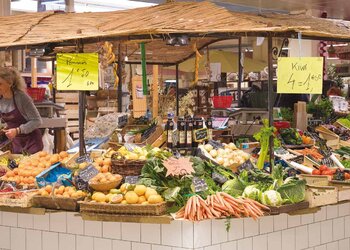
[134,185,147,196]
[124,191,139,204]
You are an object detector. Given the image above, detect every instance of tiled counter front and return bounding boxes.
[0,203,349,250]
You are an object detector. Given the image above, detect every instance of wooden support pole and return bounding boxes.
[152,65,159,118]
[267,35,274,170]
[31,57,37,87]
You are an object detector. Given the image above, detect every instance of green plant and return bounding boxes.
[307,97,333,121]
[327,64,344,88]
[280,107,294,123]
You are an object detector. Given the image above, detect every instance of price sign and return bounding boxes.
[75,155,92,164]
[163,157,194,177]
[74,164,99,191]
[208,139,224,149]
[57,53,99,91]
[277,57,323,94]
[194,128,208,142]
[237,159,255,173]
[7,159,18,170]
[125,176,140,184]
[212,172,228,184]
[192,177,208,193]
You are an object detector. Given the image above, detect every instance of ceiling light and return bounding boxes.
[166,35,190,46]
[326,43,348,47]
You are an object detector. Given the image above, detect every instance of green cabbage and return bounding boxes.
[242,185,261,201]
[222,177,246,197]
[277,179,306,204]
[261,190,283,206]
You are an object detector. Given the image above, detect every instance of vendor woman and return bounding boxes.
[0,67,43,154]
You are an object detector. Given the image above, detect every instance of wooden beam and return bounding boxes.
[152,65,159,118]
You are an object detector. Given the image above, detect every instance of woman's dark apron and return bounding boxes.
[0,96,43,154]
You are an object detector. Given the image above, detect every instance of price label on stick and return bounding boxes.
[194,128,208,142]
[56,53,99,91]
[125,176,140,184]
[277,57,323,94]
[192,177,208,193]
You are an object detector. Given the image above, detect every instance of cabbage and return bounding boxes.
[260,190,283,206]
[277,179,306,204]
[222,177,246,197]
[242,185,261,201]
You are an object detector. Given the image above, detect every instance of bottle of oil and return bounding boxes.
[166,118,174,148]
[206,117,213,140]
[178,118,186,148]
[186,118,193,148]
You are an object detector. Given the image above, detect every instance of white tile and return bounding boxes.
[320,220,333,244]
[18,214,33,229]
[327,205,338,219]
[43,232,58,250]
[338,203,350,217]
[0,211,2,224]
[102,222,121,240]
[301,213,314,225]
[333,217,345,240]
[94,238,112,250]
[121,223,141,242]
[326,241,338,250]
[76,235,93,250]
[345,216,350,237]
[228,218,243,240]
[339,238,350,250]
[288,215,301,228]
[259,216,273,234]
[221,241,237,250]
[273,214,288,231]
[182,221,194,248]
[281,228,295,250]
[268,231,281,250]
[314,207,327,222]
[113,240,131,250]
[67,212,84,235]
[10,228,25,250]
[152,246,171,250]
[252,234,267,250]
[194,248,204,250]
[244,218,259,237]
[131,242,151,250]
[211,219,228,244]
[26,229,42,250]
[0,226,10,249]
[193,220,211,248]
[204,245,220,250]
[315,246,327,250]
[140,223,160,244]
[237,238,252,250]
[295,225,308,250]
[2,212,17,227]
[50,212,67,233]
[33,214,50,231]
[84,220,102,237]
[59,233,76,250]
[308,222,321,247]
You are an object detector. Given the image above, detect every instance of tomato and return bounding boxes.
[329,169,337,174]
[323,170,333,176]
[312,169,321,175]
[319,165,328,172]
[345,173,350,180]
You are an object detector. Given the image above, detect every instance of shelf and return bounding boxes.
[80,212,172,224]
[0,206,46,215]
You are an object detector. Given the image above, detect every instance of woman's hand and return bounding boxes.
[4,128,18,140]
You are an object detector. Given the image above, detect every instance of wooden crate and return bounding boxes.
[329,180,350,201]
[305,185,338,208]
[315,126,340,147]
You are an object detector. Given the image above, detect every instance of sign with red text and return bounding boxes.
[163,157,194,177]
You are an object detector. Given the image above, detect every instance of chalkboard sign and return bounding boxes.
[212,172,228,184]
[74,164,99,191]
[192,177,208,193]
[208,139,224,149]
[237,159,255,173]
[75,155,93,164]
[7,159,18,170]
[194,128,208,142]
[125,176,140,184]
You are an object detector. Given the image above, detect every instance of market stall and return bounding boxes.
[0,2,350,250]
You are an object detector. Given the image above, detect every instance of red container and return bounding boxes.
[274,121,291,130]
[212,96,233,108]
[27,88,45,102]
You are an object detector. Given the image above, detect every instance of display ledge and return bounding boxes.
[80,212,172,224]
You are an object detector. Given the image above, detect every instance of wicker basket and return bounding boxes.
[89,175,123,192]
[79,201,167,215]
[32,195,84,211]
[111,158,146,177]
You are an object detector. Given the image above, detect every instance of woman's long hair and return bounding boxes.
[0,67,27,92]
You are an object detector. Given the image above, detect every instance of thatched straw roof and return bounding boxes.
[0,2,349,54]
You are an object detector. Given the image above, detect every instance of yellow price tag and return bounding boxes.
[56,53,99,91]
[277,57,323,94]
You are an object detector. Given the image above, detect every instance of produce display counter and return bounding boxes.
[0,202,349,250]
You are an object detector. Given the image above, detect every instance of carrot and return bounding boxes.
[245,198,270,211]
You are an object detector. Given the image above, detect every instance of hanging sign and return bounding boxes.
[277,57,323,94]
[163,157,194,177]
[56,53,99,91]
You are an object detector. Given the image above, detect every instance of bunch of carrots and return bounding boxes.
[175,192,269,221]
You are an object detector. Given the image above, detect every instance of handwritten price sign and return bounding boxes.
[277,57,323,94]
[163,157,194,177]
[56,53,99,91]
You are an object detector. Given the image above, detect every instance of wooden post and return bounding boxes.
[152,65,159,118]
[176,64,179,116]
[31,57,37,87]
[237,37,242,106]
[267,35,274,170]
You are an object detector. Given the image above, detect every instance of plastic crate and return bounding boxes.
[27,88,45,102]
[212,96,233,108]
